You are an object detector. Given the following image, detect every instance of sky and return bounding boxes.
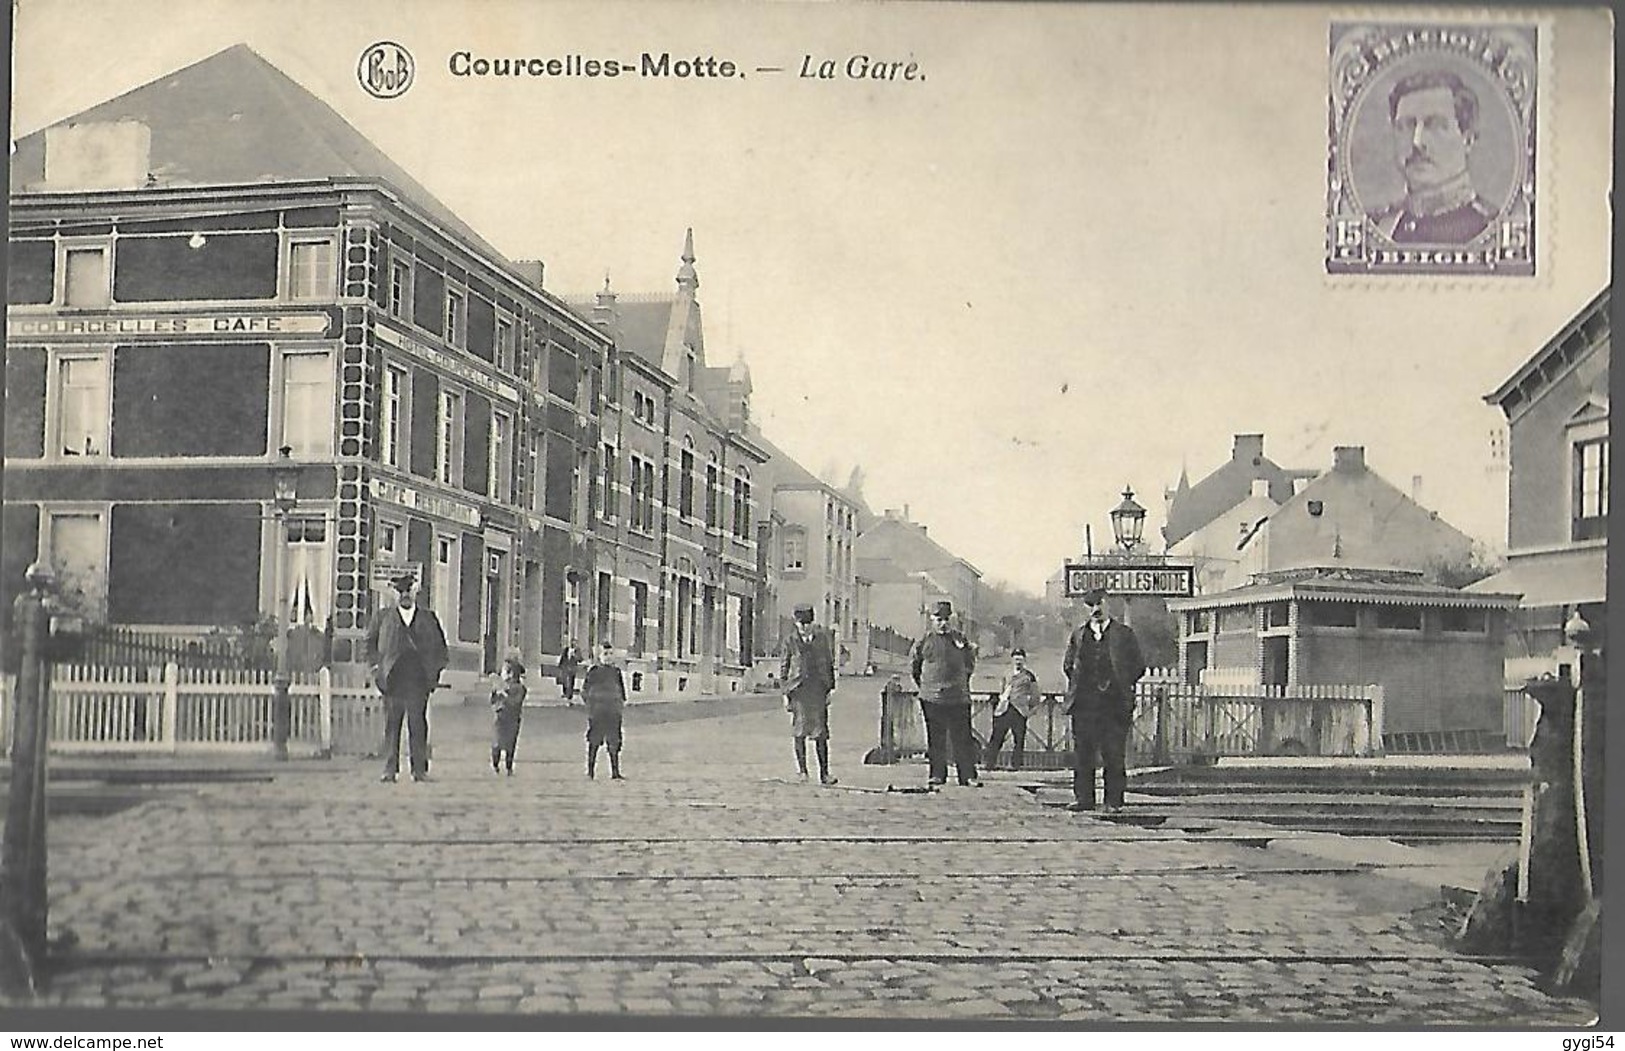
[9,0,1614,593]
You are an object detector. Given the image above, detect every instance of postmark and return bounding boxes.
[1327,21,1537,276]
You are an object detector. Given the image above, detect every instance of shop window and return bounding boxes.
[282,517,331,627]
[376,520,399,558]
[48,512,106,618]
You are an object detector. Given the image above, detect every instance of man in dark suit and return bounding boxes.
[1062,587,1145,812]
[910,600,980,788]
[365,572,449,783]
[780,603,838,784]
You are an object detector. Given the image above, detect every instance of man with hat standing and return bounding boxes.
[780,602,838,784]
[910,600,980,787]
[1061,587,1145,812]
[365,571,450,783]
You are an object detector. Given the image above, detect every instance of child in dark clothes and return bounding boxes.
[490,657,527,775]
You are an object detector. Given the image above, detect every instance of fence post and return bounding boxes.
[318,667,334,757]
[161,663,179,753]
[1153,686,1168,766]
[1367,684,1385,757]
[0,564,55,994]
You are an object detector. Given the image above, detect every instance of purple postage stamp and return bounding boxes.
[1327,21,1537,276]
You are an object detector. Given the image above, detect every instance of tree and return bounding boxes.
[1423,542,1503,589]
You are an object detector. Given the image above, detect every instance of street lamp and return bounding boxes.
[270,445,298,760]
[1109,486,1146,553]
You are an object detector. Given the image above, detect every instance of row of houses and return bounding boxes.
[1,44,948,698]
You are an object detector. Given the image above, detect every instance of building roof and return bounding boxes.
[855,557,917,585]
[10,44,518,269]
[857,514,983,579]
[1167,566,1522,611]
[1163,435,1315,548]
[748,429,853,500]
[1465,546,1606,607]
[1484,285,1611,419]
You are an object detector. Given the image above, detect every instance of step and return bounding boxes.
[1126,781,1526,800]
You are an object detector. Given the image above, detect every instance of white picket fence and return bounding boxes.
[0,663,383,758]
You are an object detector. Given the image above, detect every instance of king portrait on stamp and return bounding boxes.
[1327,22,1538,276]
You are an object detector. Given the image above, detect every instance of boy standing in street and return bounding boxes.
[986,648,1038,770]
[581,640,627,780]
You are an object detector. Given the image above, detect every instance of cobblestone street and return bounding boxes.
[8,683,1598,1024]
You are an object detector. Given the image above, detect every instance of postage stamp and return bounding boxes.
[1327,21,1538,276]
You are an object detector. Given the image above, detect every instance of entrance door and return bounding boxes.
[1262,636,1289,686]
[483,551,504,674]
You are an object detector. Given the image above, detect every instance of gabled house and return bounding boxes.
[856,508,982,637]
[1162,434,1317,550]
[1467,287,1609,665]
[1228,446,1475,589]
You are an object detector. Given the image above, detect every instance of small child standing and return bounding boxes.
[490,657,527,776]
[581,641,627,780]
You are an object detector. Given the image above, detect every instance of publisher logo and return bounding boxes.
[358,41,415,99]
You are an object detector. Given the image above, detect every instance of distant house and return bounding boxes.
[1468,287,1609,668]
[1162,434,1317,550]
[1228,446,1474,590]
[1168,479,1288,595]
[856,509,982,637]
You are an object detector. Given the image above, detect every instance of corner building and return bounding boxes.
[3,45,609,690]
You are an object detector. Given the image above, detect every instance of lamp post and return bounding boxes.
[1109,486,1146,553]
[270,446,299,760]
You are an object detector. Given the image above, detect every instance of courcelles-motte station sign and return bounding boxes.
[1064,562,1195,597]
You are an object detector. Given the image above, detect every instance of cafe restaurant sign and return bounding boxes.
[1064,561,1195,598]
[8,310,335,339]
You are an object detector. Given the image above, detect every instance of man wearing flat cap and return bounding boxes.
[365,571,450,783]
[1062,587,1144,812]
[909,600,980,788]
[780,603,838,784]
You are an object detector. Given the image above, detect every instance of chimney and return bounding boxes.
[44,121,152,190]
[1332,446,1366,473]
[1411,474,1424,503]
[1250,479,1270,499]
[1233,434,1265,465]
[1292,476,1311,495]
[513,260,546,290]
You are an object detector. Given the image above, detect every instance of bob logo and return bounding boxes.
[358,41,415,99]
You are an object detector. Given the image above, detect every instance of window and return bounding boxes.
[445,290,465,347]
[675,577,694,657]
[48,512,106,617]
[783,530,807,573]
[629,454,645,531]
[496,318,516,372]
[642,460,657,529]
[57,355,108,457]
[1573,437,1608,541]
[62,246,109,307]
[633,392,646,422]
[381,365,406,467]
[376,521,399,558]
[438,389,462,484]
[679,445,695,519]
[601,443,618,521]
[1301,601,1358,629]
[433,535,457,628]
[281,353,333,458]
[489,412,512,502]
[735,475,752,538]
[1375,605,1422,630]
[286,238,336,300]
[595,571,612,644]
[1264,602,1290,629]
[705,461,719,529]
[1440,607,1488,633]
[282,517,331,627]
[525,428,543,514]
[388,260,411,319]
[631,580,649,655]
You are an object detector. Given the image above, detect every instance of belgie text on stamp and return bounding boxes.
[1327,22,1537,276]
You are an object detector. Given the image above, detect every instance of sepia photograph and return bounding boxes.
[0,0,1614,1031]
